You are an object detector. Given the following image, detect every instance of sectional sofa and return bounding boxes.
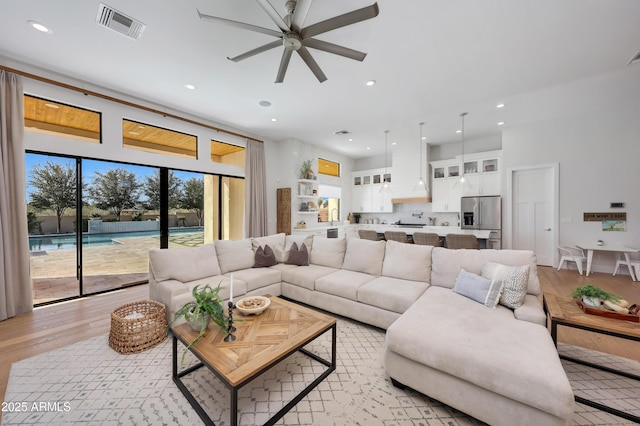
[148,233,574,426]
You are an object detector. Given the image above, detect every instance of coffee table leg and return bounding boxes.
[550,320,558,347]
[230,387,238,426]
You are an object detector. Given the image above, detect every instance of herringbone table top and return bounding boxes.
[172,295,336,387]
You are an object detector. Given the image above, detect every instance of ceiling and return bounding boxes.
[1,0,639,158]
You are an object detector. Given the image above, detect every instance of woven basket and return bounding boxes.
[109,300,167,354]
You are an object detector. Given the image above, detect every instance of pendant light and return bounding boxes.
[413,122,427,194]
[380,130,391,193]
[454,112,473,189]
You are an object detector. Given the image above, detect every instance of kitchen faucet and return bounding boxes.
[330,208,338,226]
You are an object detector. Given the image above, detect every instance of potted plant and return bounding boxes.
[299,160,313,179]
[168,283,228,363]
[570,284,620,308]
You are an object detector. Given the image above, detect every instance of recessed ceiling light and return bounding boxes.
[391,142,397,146]
[456,130,462,134]
[44,103,59,109]
[271,118,277,122]
[421,136,427,140]
[366,147,371,150]
[348,138,353,142]
[28,20,52,33]
[138,125,145,129]
[259,100,272,107]
[497,121,505,126]
[184,84,196,90]
[496,103,505,108]
[365,80,376,86]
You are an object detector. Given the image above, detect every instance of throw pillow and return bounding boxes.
[253,244,277,268]
[286,242,309,266]
[453,268,503,308]
[481,262,530,309]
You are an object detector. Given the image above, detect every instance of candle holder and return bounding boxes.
[224,301,236,342]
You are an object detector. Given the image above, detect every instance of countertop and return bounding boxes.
[292,224,493,239]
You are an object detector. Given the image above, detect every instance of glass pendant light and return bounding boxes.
[454,112,473,189]
[413,122,427,194]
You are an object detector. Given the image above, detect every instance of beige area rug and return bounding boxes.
[3,316,640,426]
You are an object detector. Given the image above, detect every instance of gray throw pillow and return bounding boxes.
[253,244,277,268]
[481,262,530,309]
[285,242,309,266]
[453,268,503,308]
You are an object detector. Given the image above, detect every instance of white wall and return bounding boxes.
[502,65,640,273]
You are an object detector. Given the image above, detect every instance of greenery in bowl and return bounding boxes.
[299,160,313,179]
[570,284,620,302]
[168,283,227,363]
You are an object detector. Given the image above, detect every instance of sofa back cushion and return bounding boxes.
[214,239,255,274]
[342,237,386,276]
[382,240,432,282]
[274,234,313,263]
[430,247,540,295]
[310,236,347,269]
[252,233,286,254]
[149,244,221,282]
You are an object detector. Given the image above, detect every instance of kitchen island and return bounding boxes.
[291,224,492,242]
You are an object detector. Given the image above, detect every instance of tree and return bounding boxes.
[86,168,141,221]
[28,160,76,233]
[141,170,182,211]
[181,178,204,226]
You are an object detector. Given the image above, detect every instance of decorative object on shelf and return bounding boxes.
[570,284,620,308]
[413,122,427,194]
[168,283,227,364]
[353,213,361,224]
[597,239,604,246]
[235,296,271,315]
[380,130,391,193]
[299,160,313,179]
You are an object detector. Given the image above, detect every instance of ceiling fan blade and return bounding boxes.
[197,9,282,38]
[301,3,379,39]
[291,0,313,33]
[255,0,290,33]
[228,40,282,63]
[297,47,327,83]
[303,38,367,61]
[275,49,293,83]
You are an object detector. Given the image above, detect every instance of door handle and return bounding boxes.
[544,228,551,231]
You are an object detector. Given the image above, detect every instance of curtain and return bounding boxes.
[0,70,32,321]
[244,139,268,237]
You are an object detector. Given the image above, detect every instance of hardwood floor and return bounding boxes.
[1,266,639,422]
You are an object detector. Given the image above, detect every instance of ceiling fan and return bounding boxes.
[197,0,379,83]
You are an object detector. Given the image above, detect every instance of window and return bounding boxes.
[318,158,340,177]
[317,184,341,223]
[123,119,197,159]
[24,95,101,143]
[211,140,245,167]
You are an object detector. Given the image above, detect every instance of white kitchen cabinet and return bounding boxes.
[351,168,392,213]
[460,152,501,196]
[430,159,462,213]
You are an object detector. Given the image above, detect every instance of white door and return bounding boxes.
[509,164,558,266]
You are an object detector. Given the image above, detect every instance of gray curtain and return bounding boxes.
[0,70,32,321]
[245,139,268,237]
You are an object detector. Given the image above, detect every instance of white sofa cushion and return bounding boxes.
[227,267,282,292]
[281,264,338,291]
[214,239,255,274]
[310,236,347,269]
[149,245,220,283]
[358,276,429,313]
[274,234,313,263]
[382,240,432,282]
[430,247,540,295]
[252,233,286,254]
[315,270,376,301]
[342,237,385,276]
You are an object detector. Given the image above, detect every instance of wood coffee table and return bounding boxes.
[543,293,640,423]
[171,295,336,426]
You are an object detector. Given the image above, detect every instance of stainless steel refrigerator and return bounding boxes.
[461,196,502,249]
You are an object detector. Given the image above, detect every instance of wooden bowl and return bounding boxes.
[235,296,270,315]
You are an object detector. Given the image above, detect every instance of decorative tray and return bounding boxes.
[575,299,639,323]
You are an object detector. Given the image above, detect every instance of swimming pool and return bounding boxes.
[29,227,204,252]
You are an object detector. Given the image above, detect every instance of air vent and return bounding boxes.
[96,3,146,40]
[333,130,350,135]
[627,50,640,66]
